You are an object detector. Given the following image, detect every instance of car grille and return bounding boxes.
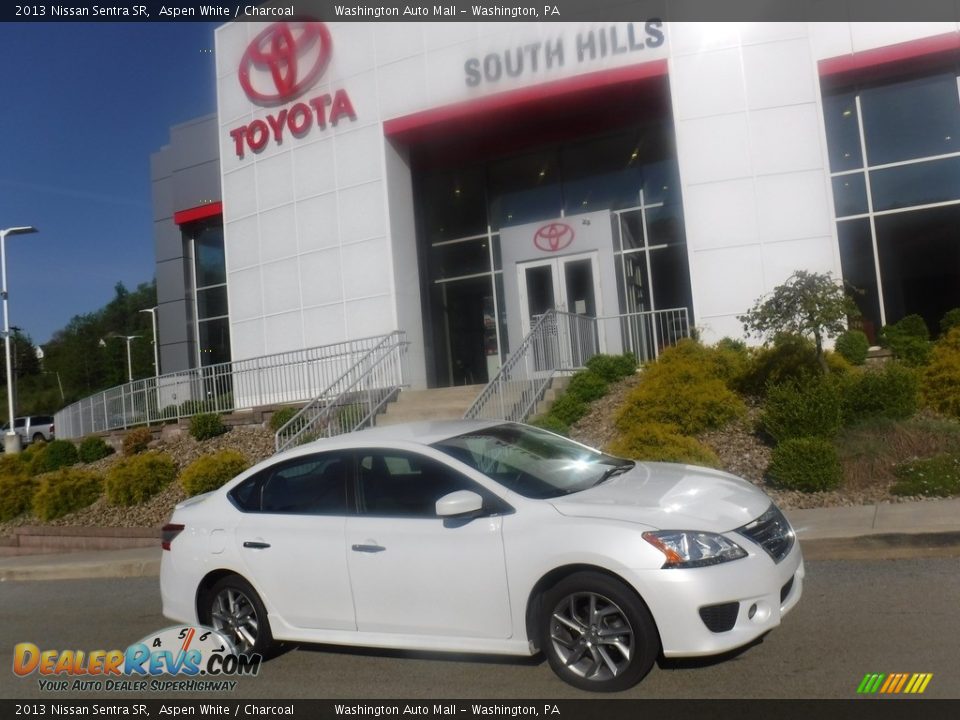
[698,602,739,633]
[736,504,795,563]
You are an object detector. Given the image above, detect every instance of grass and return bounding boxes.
[835,414,960,492]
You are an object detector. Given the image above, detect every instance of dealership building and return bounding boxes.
[151,19,960,395]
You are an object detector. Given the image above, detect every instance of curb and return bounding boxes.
[0,549,161,583]
[800,531,960,561]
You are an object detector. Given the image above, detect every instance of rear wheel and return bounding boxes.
[32,433,45,444]
[203,575,274,656]
[540,571,659,691]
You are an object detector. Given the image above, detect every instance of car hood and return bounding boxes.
[549,462,772,533]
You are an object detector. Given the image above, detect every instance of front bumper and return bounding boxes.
[626,540,804,657]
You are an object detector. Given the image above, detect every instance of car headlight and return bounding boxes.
[642,530,748,569]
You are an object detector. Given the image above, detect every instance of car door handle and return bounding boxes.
[243,541,271,549]
[351,544,386,553]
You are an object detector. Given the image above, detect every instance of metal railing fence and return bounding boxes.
[464,307,691,424]
[53,333,404,440]
[274,331,408,452]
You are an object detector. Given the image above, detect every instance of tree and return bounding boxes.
[738,271,859,372]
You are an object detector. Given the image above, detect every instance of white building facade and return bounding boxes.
[158,20,960,391]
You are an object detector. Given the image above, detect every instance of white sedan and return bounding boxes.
[160,420,803,691]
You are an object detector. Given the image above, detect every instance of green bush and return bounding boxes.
[736,334,823,396]
[529,415,570,436]
[767,437,843,492]
[891,454,960,497]
[616,344,746,436]
[123,427,153,455]
[834,330,869,366]
[840,364,918,426]
[28,440,79,475]
[180,450,250,497]
[761,376,843,443]
[0,462,35,521]
[566,370,609,404]
[32,469,103,521]
[105,452,176,506]
[655,338,749,387]
[584,353,637,383]
[268,406,299,432]
[921,327,960,418]
[606,422,720,468]
[881,314,931,366]
[941,308,960,336]
[548,393,589,427]
[189,413,227,441]
[78,436,115,464]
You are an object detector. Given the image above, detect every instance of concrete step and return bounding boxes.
[377,385,484,426]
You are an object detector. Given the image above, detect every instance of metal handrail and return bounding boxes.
[463,307,691,424]
[274,331,408,452]
[53,332,404,440]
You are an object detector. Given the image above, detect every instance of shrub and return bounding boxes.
[28,440,79,475]
[189,413,227,441]
[921,327,960,418]
[529,415,570,436]
[881,314,931,366]
[584,353,637,383]
[606,423,720,468]
[891,454,960,497]
[941,308,960,336]
[334,404,365,433]
[566,370,609,404]
[840,364,918,426]
[767,437,842,492]
[616,344,746,436]
[655,338,748,386]
[105,452,176,506]
[548,393,589,427]
[736,334,823,396]
[123,427,154,455]
[834,330,869,366]
[268,406,299,432]
[0,462,34,521]
[180,450,250,497]
[32,469,103,521]
[78,436,115,464]
[761,376,843,443]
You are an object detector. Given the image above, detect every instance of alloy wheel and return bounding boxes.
[210,587,260,654]
[549,591,635,682]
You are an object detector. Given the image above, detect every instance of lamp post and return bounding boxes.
[100,333,141,384]
[1,226,37,455]
[139,307,160,376]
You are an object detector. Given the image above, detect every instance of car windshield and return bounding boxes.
[432,423,634,499]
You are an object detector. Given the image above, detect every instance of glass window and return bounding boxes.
[229,454,350,515]
[430,239,492,280]
[194,225,226,288]
[197,286,229,320]
[645,205,686,246]
[561,131,644,213]
[861,73,960,166]
[488,150,562,230]
[198,317,231,367]
[869,156,960,212]
[832,173,869,217]
[641,158,682,207]
[650,243,693,313]
[836,219,882,343]
[357,451,482,518]
[419,167,487,243]
[823,91,863,172]
[618,211,644,251]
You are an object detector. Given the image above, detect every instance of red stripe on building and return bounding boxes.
[819,32,960,83]
[173,201,223,226]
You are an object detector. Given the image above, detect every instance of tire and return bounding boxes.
[202,575,274,657]
[32,433,45,444]
[539,571,660,692]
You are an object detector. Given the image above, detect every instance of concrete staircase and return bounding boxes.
[531,376,572,418]
[377,385,485,426]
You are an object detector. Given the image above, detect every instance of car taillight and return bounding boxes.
[161,523,185,551]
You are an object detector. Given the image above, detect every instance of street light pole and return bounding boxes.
[139,307,160,376]
[1,226,37,455]
[100,333,141,384]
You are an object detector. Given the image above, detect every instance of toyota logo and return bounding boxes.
[533,222,575,252]
[239,21,332,106]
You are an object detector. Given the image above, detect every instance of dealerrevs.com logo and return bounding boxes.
[229,20,357,159]
[12,626,260,693]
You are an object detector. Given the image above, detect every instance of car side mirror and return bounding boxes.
[436,490,484,518]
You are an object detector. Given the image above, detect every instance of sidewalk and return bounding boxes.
[1,498,959,582]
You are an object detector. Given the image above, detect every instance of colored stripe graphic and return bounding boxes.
[857,673,932,694]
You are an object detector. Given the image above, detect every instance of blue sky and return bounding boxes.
[0,22,219,344]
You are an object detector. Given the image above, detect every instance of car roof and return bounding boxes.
[284,419,507,455]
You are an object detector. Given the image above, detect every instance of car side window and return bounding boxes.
[230,453,350,515]
[357,451,488,518]
[14,418,25,429]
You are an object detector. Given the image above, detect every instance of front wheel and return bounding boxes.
[203,575,274,656]
[540,572,660,692]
